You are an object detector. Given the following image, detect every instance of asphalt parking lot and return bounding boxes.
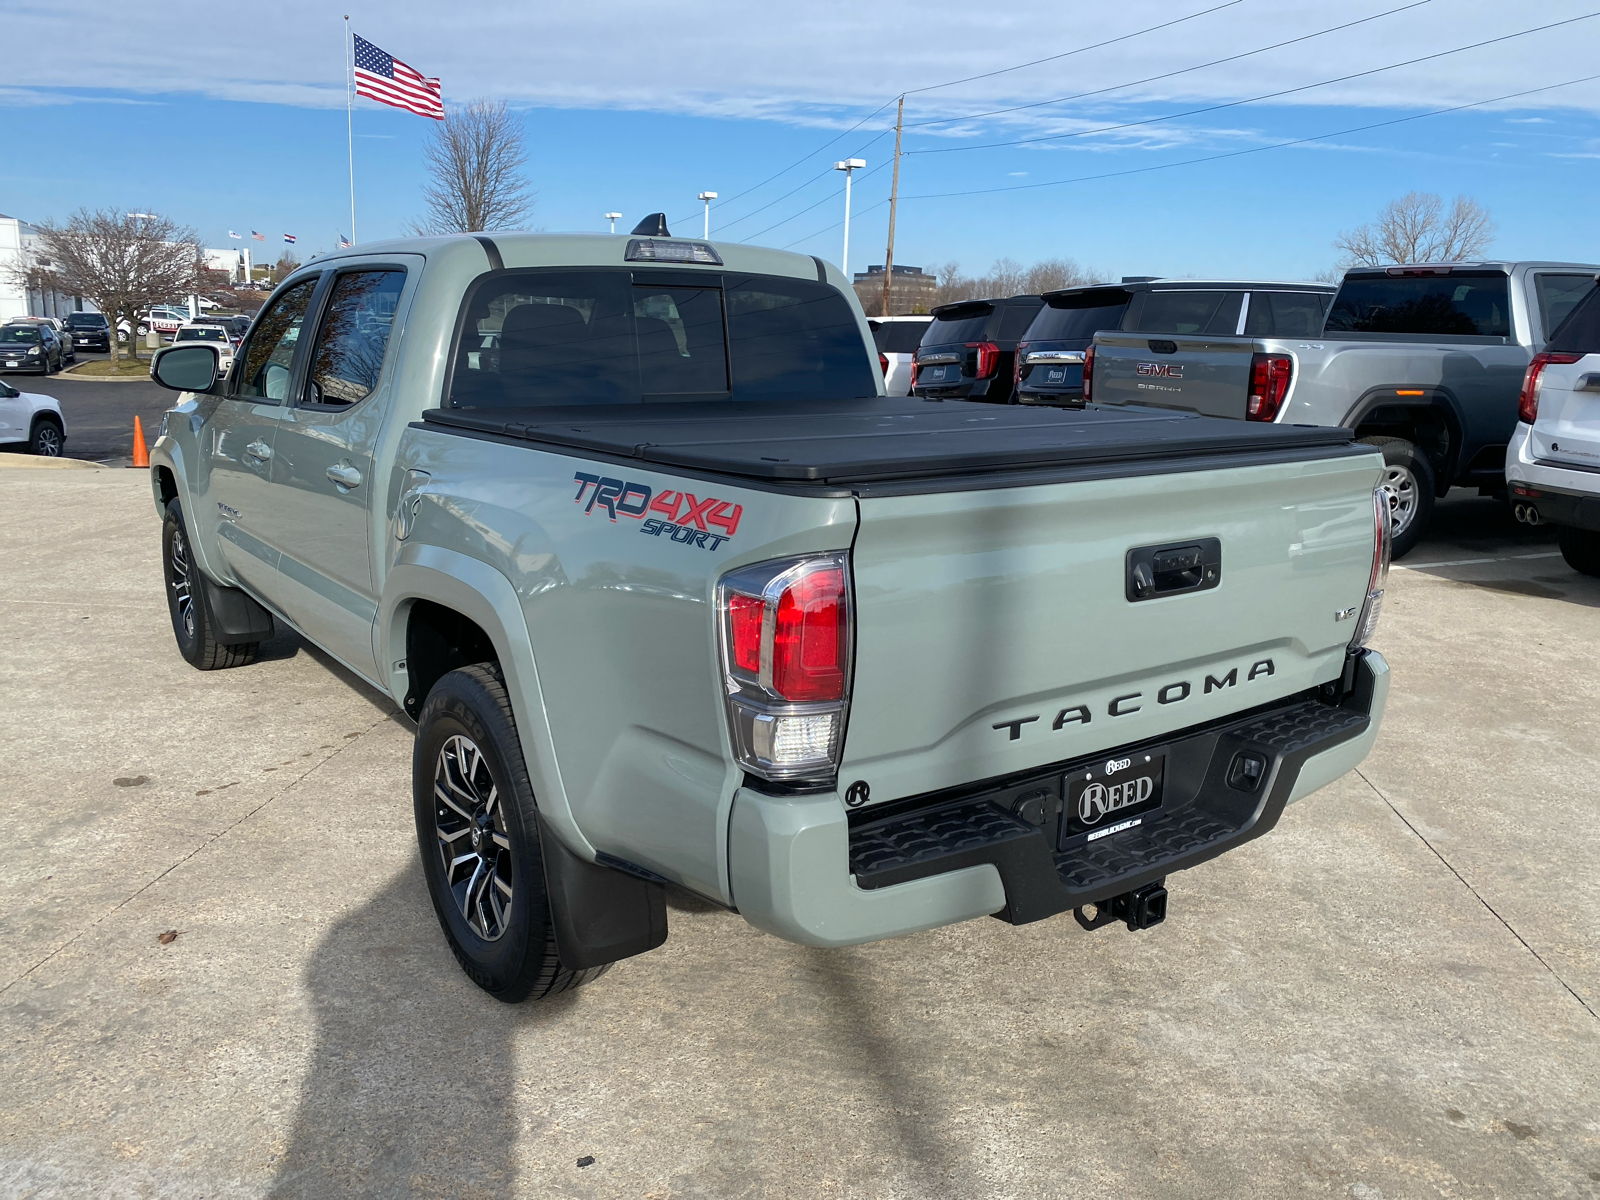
[1,357,170,468]
[0,468,1596,1198]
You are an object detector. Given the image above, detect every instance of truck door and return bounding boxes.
[258,264,413,679]
[206,274,320,603]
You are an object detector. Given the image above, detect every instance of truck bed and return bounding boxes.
[420,398,1358,488]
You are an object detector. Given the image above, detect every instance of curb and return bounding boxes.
[0,455,109,470]
[55,366,154,383]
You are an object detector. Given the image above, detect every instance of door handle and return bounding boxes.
[244,440,272,461]
[326,462,363,489]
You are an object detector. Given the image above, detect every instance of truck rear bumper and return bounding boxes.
[728,650,1387,947]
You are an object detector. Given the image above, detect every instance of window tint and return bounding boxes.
[1243,291,1329,338]
[65,313,106,328]
[1544,286,1600,354]
[998,302,1042,341]
[303,270,405,408]
[235,277,318,401]
[726,276,874,398]
[1326,272,1510,337]
[872,320,931,354]
[176,327,228,343]
[1024,297,1130,342]
[923,306,993,346]
[448,269,875,409]
[1534,273,1594,339]
[636,285,728,395]
[0,327,41,344]
[1127,290,1243,335]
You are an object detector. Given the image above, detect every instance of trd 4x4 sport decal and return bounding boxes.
[573,472,743,552]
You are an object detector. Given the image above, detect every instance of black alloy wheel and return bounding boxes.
[413,664,608,1002]
[160,501,263,670]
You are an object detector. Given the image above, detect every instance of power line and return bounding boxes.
[908,9,1600,155]
[743,160,891,243]
[903,1,1243,96]
[679,0,1257,228]
[903,0,1432,130]
[716,129,894,233]
[899,72,1600,202]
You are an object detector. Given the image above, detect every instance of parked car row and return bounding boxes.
[887,261,1600,560]
[0,319,73,375]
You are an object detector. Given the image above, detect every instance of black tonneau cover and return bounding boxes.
[420,399,1354,485]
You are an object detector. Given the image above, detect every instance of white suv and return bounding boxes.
[868,315,931,396]
[1507,277,1600,576]
[0,379,66,456]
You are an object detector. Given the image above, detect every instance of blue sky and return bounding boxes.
[8,0,1600,281]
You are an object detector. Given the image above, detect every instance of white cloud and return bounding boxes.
[7,0,1600,134]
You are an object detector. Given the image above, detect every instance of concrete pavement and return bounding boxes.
[0,472,1596,1198]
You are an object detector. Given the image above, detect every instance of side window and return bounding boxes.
[234,277,318,401]
[1534,273,1595,341]
[303,269,406,408]
[634,285,728,395]
[1128,291,1242,335]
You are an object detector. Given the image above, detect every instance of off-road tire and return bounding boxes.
[1360,436,1435,560]
[413,664,609,1003]
[161,501,262,670]
[1557,524,1600,577]
[28,418,63,457]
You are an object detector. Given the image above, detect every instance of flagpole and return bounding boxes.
[345,15,356,244]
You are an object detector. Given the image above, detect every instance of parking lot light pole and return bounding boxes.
[698,192,717,239]
[833,160,865,277]
[606,212,622,234]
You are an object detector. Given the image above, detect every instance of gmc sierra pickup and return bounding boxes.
[146,226,1392,1003]
[1087,261,1600,556]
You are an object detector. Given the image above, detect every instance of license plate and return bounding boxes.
[1061,751,1165,845]
[4,361,17,368]
[1045,367,1066,384]
[77,337,91,344]
[921,364,953,383]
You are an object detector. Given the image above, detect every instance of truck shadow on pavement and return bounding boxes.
[266,864,577,1199]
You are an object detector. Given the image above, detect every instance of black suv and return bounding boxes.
[64,311,111,352]
[911,294,1043,403]
[1015,279,1335,406]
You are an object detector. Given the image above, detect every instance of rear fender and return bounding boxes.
[1344,388,1461,493]
[380,542,590,858]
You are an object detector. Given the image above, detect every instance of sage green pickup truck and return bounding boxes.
[146,227,1392,1003]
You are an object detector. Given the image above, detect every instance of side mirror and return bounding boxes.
[150,343,221,393]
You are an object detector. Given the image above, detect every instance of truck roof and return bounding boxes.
[305,231,829,282]
[1042,280,1335,302]
[1342,260,1600,276]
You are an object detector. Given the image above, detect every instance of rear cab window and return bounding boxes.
[447,267,875,408]
[1326,271,1511,337]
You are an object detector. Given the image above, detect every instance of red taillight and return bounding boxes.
[1247,353,1293,421]
[1519,352,1582,424]
[878,351,889,378]
[967,341,999,379]
[728,593,763,674]
[1014,341,1028,384]
[909,358,920,389]
[1082,344,1095,400]
[772,566,845,702]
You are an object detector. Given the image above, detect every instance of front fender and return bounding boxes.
[380,543,590,859]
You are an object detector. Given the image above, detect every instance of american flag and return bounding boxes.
[251,231,266,242]
[339,234,352,248]
[353,34,443,120]
[283,233,297,244]
[228,230,241,240]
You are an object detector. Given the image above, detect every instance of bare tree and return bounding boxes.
[930,257,1115,307]
[1334,192,1495,267]
[269,252,301,286]
[25,209,200,363]
[412,100,534,234]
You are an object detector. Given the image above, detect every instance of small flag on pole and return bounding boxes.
[283,233,298,245]
[353,34,444,120]
[339,234,353,248]
[228,230,242,240]
[251,231,266,241]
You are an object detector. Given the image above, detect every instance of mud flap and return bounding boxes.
[538,816,669,970]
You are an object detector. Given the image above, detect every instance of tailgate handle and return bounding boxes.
[1147,339,1177,354]
[1126,538,1221,603]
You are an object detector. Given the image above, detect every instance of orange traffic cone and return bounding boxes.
[131,415,150,469]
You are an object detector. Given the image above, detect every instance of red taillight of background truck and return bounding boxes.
[1082,344,1095,400]
[1246,353,1293,421]
[968,341,1000,380]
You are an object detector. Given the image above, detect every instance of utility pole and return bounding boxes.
[606,212,622,234]
[698,192,717,239]
[881,94,904,318]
